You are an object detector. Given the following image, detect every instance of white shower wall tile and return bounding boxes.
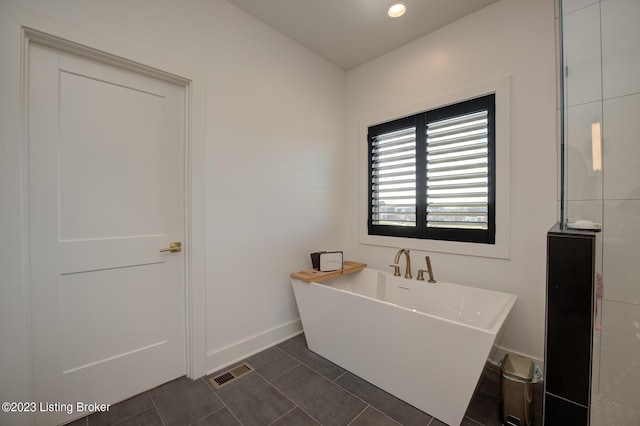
[591,393,640,425]
[562,0,599,15]
[567,199,603,225]
[603,200,640,304]
[595,231,603,280]
[600,300,640,409]
[556,17,562,108]
[593,326,601,392]
[602,0,640,99]
[566,101,603,201]
[603,94,640,200]
[563,3,602,106]
[557,108,563,201]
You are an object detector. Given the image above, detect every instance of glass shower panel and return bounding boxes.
[560,0,640,422]
[562,1,603,230]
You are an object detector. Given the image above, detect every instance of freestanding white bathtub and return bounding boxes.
[291,267,517,426]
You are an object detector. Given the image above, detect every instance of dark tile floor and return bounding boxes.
[67,334,543,426]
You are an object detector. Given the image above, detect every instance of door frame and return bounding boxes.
[3,0,207,403]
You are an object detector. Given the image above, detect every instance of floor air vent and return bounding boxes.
[209,362,254,389]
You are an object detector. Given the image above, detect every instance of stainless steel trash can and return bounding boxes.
[500,353,534,426]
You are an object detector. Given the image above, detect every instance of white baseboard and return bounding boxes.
[206,319,302,376]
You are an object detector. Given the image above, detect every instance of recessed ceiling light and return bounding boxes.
[387,2,407,18]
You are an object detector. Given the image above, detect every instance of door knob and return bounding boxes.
[160,242,182,253]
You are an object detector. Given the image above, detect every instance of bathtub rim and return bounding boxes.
[291,267,517,336]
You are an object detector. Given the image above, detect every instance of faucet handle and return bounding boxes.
[417,270,425,281]
[389,264,401,277]
[423,256,437,283]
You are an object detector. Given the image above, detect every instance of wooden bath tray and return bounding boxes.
[290,261,367,283]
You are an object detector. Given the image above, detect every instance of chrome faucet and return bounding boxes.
[417,256,437,283]
[390,249,412,279]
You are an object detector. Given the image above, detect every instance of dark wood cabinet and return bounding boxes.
[544,223,595,425]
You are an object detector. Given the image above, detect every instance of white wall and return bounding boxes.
[0,0,346,420]
[344,0,558,361]
[0,3,33,421]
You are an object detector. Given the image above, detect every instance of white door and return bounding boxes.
[28,43,186,425]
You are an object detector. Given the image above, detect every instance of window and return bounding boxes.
[368,94,495,244]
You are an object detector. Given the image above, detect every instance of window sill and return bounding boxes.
[359,232,510,259]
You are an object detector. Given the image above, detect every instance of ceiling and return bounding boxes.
[225,0,500,70]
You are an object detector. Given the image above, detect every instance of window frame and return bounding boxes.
[358,77,511,259]
[367,94,496,244]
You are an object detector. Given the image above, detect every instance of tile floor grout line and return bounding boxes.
[263,347,305,382]
[266,406,297,426]
[201,376,246,426]
[276,352,344,384]
[280,344,429,426]
[466,386,503,425]
[147,390,167,426]
[345,404,370,426]
[189,405,235,426]
[255,366,322,426]
[426,416,442,426]
[274,333,304,352]
[222,405,244,426]
[330,372,426,426]
[264,363,300,382]
[273,344,301,360]
[330,376,378,409]
[83,391,154,426]
[276,338,348,383]
[365,404,406,426]
[109,406,157,426]
[462,415,483,425]
[253,366,323,426]
[333,370,348,383]
[257,365,358,426]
